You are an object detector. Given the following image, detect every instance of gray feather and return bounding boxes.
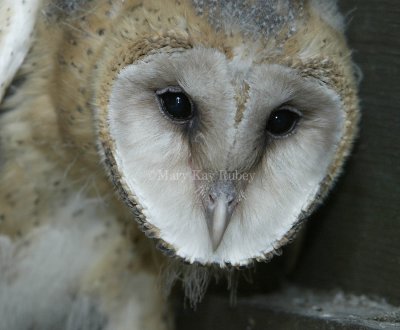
[191,0,305,40]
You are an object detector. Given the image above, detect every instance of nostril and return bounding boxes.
[208,194,215,204]
[227,196,236,206]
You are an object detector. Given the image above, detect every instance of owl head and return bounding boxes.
[88,0,359,267]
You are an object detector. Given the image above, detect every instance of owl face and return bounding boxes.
[96,43,346,266]
[86,0,359,268]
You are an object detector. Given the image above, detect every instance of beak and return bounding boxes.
[203,180,237,251]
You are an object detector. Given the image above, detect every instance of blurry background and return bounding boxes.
[177,1,400,328]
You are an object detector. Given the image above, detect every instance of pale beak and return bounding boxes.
[203,181,237,251]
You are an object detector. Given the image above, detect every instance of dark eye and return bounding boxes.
[266,107,301,137]
[156,87,194,122]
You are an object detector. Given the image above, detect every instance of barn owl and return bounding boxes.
[0,0,359,329]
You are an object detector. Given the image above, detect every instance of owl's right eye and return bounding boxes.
[156,87,194,122]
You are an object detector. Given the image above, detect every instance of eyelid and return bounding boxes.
[274,104,303,117]
[155,85,184,95]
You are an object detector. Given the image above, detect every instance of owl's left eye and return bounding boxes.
[266,107,301,137]
[156,87,194,122]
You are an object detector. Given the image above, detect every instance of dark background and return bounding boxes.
[294,0,400,304]
[177,1,400,328]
